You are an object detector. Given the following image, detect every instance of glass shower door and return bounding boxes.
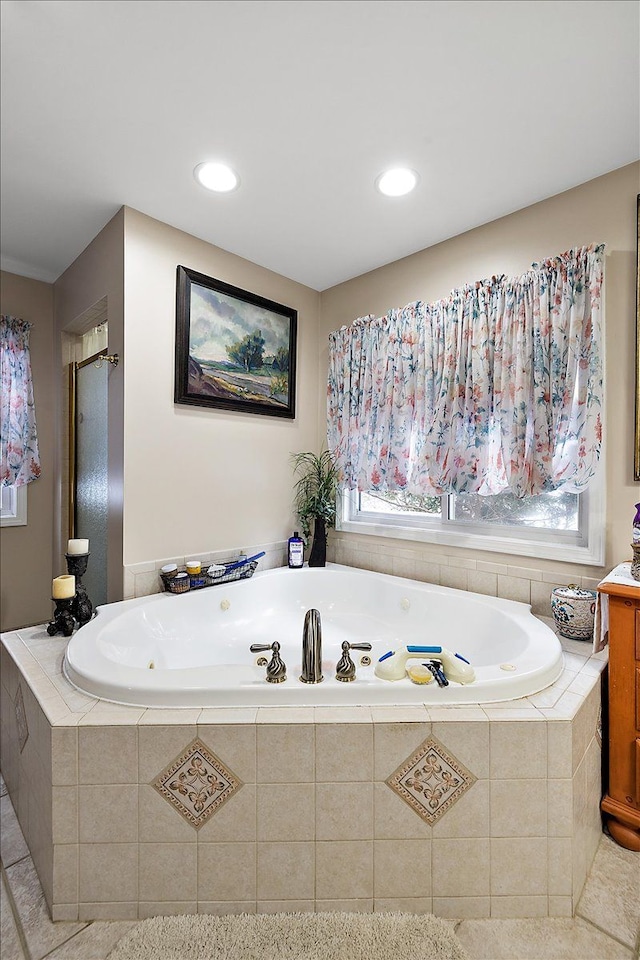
[73,354,108,607]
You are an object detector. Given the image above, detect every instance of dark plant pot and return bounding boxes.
[308,517,327,568]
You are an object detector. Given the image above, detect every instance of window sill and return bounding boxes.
[336,515,604,567]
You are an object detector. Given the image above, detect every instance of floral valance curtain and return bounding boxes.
[327,244,604,498]
[1,315,41,487]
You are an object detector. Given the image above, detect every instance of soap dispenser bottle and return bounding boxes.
[288,531,304,568]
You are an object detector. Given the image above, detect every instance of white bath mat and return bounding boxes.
[106,911,469,960]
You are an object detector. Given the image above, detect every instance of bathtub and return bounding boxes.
[63,563,563,707]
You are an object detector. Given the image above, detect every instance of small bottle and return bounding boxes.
[633,504,640,543]
[288,531,304,568]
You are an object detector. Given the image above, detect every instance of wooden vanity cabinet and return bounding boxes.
[598,581,640,850]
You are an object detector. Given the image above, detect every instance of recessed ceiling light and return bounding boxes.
[375,167,418,197]
[194,162,239,193]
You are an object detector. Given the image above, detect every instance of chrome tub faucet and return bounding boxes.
[300,608,323,683]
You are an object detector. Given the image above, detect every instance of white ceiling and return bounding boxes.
[1,0,639,291]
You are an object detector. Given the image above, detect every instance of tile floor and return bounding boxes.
[1,772,638,960]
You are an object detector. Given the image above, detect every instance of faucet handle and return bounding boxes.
[250,642,287,684]
[335,641,372,683]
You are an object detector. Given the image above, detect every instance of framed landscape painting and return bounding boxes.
[175,265,297,418]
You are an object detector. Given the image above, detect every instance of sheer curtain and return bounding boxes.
[1,315,41,486]
[327,244,604,498]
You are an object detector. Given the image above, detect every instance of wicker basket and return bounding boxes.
[160,556,259,594]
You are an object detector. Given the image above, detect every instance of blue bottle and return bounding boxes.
[288,531,304,568]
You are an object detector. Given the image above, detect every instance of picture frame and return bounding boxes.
[175,265,297,419]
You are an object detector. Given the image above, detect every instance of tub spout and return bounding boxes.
[300,608,323,684]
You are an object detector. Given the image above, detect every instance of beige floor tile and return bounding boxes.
[1,794,29,867]
[4,857,86,960]
[576,834,640,950]
[1,871,26,960]
[42,921,138,959]
[491,896,548,918]
[456,917,634,959]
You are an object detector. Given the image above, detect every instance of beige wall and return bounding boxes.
[122,208,320,564]
[53,209,124,602]
[0,272,55,630]
[319,162,640,576]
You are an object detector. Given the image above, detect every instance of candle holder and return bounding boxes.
[47,597,75,637]
[66,552,94,627]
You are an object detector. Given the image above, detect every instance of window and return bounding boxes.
[338,477,604,565]
[0,484,27,526]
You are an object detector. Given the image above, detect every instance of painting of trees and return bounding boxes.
[226,330,265,372]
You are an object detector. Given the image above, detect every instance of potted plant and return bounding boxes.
[291,449,339,567]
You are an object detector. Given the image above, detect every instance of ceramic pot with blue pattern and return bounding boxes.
[550,584,597,641]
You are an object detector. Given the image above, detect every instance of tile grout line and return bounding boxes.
[574,904,639,952]
[1,859,34,960]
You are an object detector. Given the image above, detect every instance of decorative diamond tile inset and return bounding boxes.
[386,734,476,825]
[14,683,29,753]
[152,737,242,829]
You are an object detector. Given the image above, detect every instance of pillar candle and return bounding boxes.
[52,575,75,599]
[67,538,89,555]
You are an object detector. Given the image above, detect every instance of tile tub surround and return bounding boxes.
[326,534,604,618]
[122,536,604,615]
[0,623,607,922]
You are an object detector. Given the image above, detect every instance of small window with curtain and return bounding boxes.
[1,315,41,523]
[329,245,605,565]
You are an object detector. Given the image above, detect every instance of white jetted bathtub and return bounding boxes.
[63,563,563,707]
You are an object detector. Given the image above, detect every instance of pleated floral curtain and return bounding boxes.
[327,244,604,498]
[1,315,41,486]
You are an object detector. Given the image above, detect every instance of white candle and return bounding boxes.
[52,575,75,599]
[67,539,89,555]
